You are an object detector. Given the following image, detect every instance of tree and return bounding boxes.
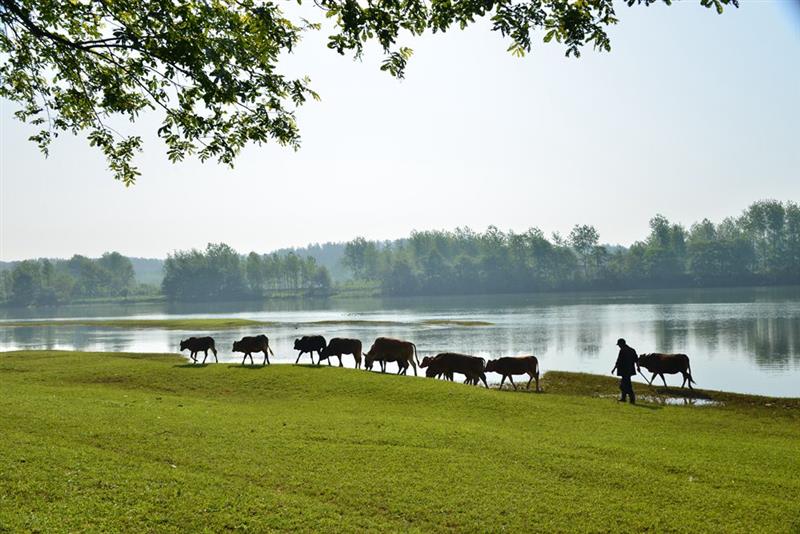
[343,237,378,280]
[0,0,736,185]
[568,224,599,279]
[245,252,265,295]
[10,260,40,305]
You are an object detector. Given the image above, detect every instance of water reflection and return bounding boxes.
[1,287,799,396]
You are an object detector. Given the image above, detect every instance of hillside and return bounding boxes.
[1,351,798,532]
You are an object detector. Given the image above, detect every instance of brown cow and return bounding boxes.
[233,335,275,366]
[485,356,540,391]
[364,337,419,375]
[638,353,695,389]
[319,338,362,368]
[420,353,487,387]
[180,336,218,364]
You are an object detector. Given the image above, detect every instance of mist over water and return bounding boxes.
[1,287,798,397]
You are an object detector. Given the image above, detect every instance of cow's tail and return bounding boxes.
[268,342,275,356]
[412,343,420,367]
[687,358,696,384]
[535,357,540,378]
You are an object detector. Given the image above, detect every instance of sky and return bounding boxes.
[1,1,798,261]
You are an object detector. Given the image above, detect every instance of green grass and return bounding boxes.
[1,351,798,532]
[0,317,494,329]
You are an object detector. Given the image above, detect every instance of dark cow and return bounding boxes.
[485,356,540,391]
[638,353,696,389]
[294,335,326,365]
[423,356,454,381]
[319,338,362,368]
[420,353,487,388]
[233,335,275,366]
[364,337,419,375]
[180,336,218,364]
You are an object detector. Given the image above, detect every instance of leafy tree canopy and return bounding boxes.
[0,0,736,184]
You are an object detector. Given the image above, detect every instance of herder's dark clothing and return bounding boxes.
[619,375,635,403]
[615,346,639,377]
[615,345,638,403]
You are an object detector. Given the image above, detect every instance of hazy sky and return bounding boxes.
[1,2,798,261]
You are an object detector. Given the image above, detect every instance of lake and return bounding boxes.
[1,287,798,397]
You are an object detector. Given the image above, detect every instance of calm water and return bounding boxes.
[1,287,799,397]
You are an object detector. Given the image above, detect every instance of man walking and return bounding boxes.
[611,338,639,404]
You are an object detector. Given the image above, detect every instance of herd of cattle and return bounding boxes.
[179,334,697,391]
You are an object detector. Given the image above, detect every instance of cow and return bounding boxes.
[422,355,454,381]
[179,336,218,364]
[233,335,275,366]
[638,353,696,389]
[294,335,326,365]
[319,338,362,369]
[364,337,419,375]
[485,356,540,391]
[420,353,487,388]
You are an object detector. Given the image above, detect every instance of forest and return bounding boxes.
[340,199,799,295]
[1,199,797,306]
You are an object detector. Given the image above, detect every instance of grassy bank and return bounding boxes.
[1,351,798,532]
[0,318,494,329]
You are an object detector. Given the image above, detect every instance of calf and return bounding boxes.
[180,336,218,364]
[233,335,275,366]
[319,338,362,369]
[420,353,487,388]
[638,353,696,389]
[364,337,419,375]
[485,356,540,391]
[294,335,326,365]
[422,356,454,381]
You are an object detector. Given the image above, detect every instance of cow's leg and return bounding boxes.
[242,353,247,365]
[202,350,208,365]
[526,373,534,390]
[295,351,302,364]
[499,375,506,389]
[355,352,362,369]
[508,375,517,391]
[263,350,270,366]
[327,356,332,366]
[212,347,218,363]
[680,374,687,388]
[381,360,386,373]
[410,360,417,377]
[479,372,489,389]
[190,351,197,363]
[338,355,343,368]
[660,374,668,389]
[649,372,657,385]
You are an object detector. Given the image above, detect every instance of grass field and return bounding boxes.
[0,318,493,329]
[1,351,798,532]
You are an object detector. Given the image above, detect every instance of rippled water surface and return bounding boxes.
[2,287,799,397]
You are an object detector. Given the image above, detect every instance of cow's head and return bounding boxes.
[232,340,241,352]
[637,353,655,369]
[179,339,188,351]
[293,338,302,350]
[485,359,498,373]
[363,350,375,369]
[420,356,433,368]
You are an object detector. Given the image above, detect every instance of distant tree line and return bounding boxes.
[341,200,800,295]
[3,200,797,306]
[161,244,332,301]
[0,252,140,306]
